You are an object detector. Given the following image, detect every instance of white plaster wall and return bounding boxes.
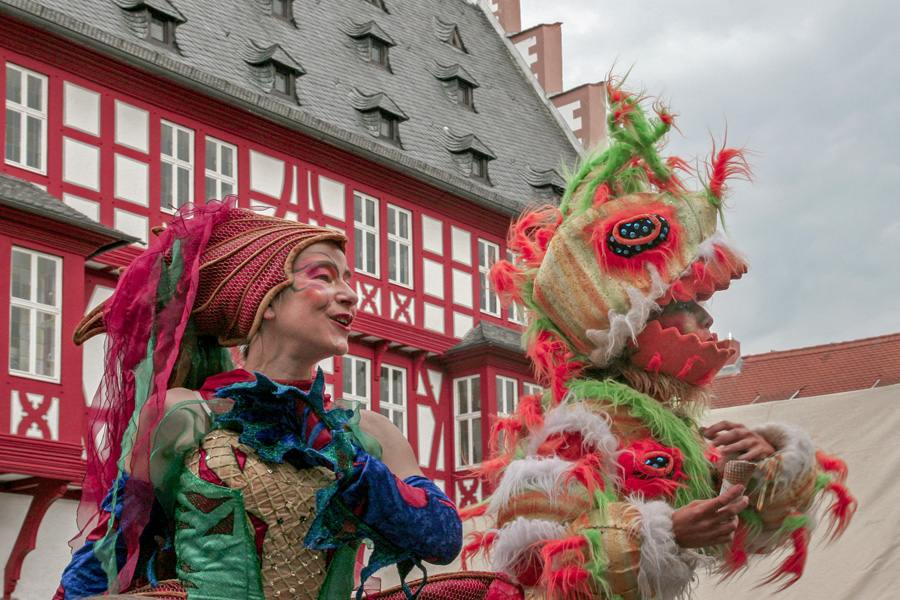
[421,215,443,254]
[0,493,79,600]
[317,176,345,220]
[248,150,285,198]
[450,227,471,265]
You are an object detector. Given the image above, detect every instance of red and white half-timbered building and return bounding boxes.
[0,1,582,596]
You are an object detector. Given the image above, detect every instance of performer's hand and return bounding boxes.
[672,484,748,548]
[704,420,776,460]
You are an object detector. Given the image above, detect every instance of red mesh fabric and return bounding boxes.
[367,572,524,600]
[191,208,347,346]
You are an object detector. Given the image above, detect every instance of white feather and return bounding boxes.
[630,496,704,600]
[586,264,667,367]
[752,422,816,495]
[491,517,567,579]
[486,456,576,514]
[691,231,748,267]
[526,400,620,476]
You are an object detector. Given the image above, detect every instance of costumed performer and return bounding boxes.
[461,80,856,600]
[54,197,462,600]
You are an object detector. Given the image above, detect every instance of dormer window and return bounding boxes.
[272,0,294,21]
[350,88,408,147]
[457,80,474,109]
[272,64,295,99]
[470,152,489,181]
[444,130,495,185]
[378,111,401,143]
[243,41,305,104]
[369,38,389,67]
[434,18,467,53]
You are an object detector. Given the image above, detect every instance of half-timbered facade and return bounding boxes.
[0,1,582,596]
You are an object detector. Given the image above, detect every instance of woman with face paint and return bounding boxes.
[54,197,462,600]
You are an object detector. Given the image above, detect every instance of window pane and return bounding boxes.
[5,109,21,163]
[205,177,216,201]
[10,306,30,372]
[342,357,352,392]
[205,140,217,171]
[177,129,190,162]
[472,417,482,464]
[354,195,362,222]
[221,182,234,197]
[399,245,409,284]
[36,256,56,306]
[460,419,469,460]
[379,115,391,138]
[478,242,485,266]
[149,16,166,42]
[274,70,289,94]
[399,212,409,239]
[176,167,190,206]
[354,228,364,270]
[6,67,21,103]
[26,116,42,169]
[161,124,173,157]
[380,367,389,403]
[457,380,467,413]
[388,240,397,281]
[11,250,31,301]
[392,411,403,431]
[392,369,403,398]
[26,74,42,111]
[355,361,367,396]
[365,199,375,227]
[221,145,234,176]
[471,378,481,411]
[387,207,396,235]
[161,162,173,208]
[36,311,56,376]
[365,232,376,274]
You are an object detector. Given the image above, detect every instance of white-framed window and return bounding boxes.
[524,382,543,398]
[454,375,482,468]
[387,204,412,287]
[160,120,194,212]
[496,375,518,417]
[354,192,379,277]
[9,247,62,382]
[478,239,500,316]
[506,250,524,324]
[342,355,371,410]
[5,64,48,173]
[379,364,407,434]
[204,137,237,201]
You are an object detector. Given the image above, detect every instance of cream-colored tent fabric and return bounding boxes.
[383,383,898,599]
[693,382,899,599]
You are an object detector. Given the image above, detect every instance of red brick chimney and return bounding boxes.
[489,0,522,35]
[550,82,608,149]
[510,23,564,94]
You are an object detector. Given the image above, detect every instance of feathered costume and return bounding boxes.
[462,81,856,600]
[55,198,462,600]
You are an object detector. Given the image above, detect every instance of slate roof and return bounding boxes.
[2,0,582,216]
[710,332,900,408]
[445,320,524,355]
[0,173,137,249]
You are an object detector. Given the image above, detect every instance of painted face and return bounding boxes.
[265,241,358,362]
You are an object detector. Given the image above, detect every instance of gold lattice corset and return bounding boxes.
[179,429,334,600]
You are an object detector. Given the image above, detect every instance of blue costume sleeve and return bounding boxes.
[56,478,128,599]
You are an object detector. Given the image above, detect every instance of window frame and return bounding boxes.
[353,192,380,277]
[160,120,195,213]
[146,9,177,49]
[478,239,500,317]
[377,111,401,145]
[386,203,413,288]
[271,0,294,21]
[5,63,48,174]
[524,382,543,398]
[379,363,407,435]
[470,152,489,182]
[456,80,474,109]
[271,63,297,102]
[204,137,238,202]
[342,355,371,410]
[9,247,62,383]
[367,37,390,68]
[506,250,524,324]
[496,375,518,418]
[454,375,482,469]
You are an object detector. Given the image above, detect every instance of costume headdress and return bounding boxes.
[491,79,750,401]
[71,197,347,590]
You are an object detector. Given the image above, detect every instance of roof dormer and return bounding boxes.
[243,41,305,103]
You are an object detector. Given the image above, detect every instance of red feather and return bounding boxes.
[816,450,849,481]
[460,530,497,569]
[563,453,606,495]
[762,526,809,591]
[823,481,857,540]
[720,519,752,578]
[507,205,562,268]
[490,260,526,307]
[514,393,546,433]
[707,146,751,200]
[540,536,592,600]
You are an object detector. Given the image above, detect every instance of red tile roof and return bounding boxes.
[710,332,900,408]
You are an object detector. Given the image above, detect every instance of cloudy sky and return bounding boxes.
[518,0,900,356]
